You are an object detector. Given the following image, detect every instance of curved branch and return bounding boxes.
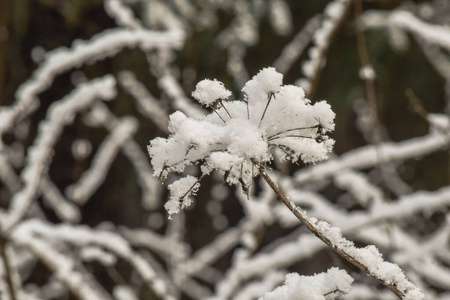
[251,158,422,299]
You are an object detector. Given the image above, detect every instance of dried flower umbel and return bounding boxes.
[148,67,335,217]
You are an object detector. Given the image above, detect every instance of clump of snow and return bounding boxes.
[315,220,342,245]
[165,176,200,217]
[192,79,232,106]
[260,268,353,300]
[297,210,425,300]
[148,67,335,217]
[346,245,424,300]
[168,111,188,133]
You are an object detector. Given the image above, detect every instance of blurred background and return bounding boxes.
[0,0,449,299]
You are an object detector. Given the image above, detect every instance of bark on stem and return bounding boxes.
[250,158,405,299]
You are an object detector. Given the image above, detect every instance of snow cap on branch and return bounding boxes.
[243,67,283,94]
[192,79,232,106]
[165,175,200,217]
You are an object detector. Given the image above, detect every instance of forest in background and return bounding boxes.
[0,0,449,299]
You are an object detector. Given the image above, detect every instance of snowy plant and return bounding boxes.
[149,67,424,299]
[148,67,335,217]
[1,0,450,299]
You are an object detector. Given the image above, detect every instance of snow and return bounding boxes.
[260,268,353,300]
[168,111,188,133]
[1,76,117,232]
[165,176,200,217]
[242,67,283,106]
[296,210,425,300]
[113,285,138,300]
[192,79,232,106]
[149,67,336,217]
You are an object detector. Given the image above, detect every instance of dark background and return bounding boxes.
[0,0,449,299]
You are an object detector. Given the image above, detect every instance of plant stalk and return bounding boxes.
[251,158,405,299]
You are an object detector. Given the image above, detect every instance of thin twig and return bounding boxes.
[0,234,18,300]
[209,104,226,123]
[250,158,405,299]
[354,0,394,195]
[259,93,274,126]
[405,89,428,120]
[275,145,300,166]
[180,174,206,202]
[268,134,315,142]
[354,0,382,142]
[219,99,232,119]
[106,266,127,285]
[268,125,319,141]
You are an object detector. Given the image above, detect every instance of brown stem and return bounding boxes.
[268,134,315,142]
[405,89,428,120]
[106,266,126,285]
[180,174,206,201]
[209,104,226,123]
[353,0,395,195]
[0,235,17,300]
[219,99,232,119]
[353,0,382,143]
[251,158,405,299]
[259,93,274,126]
[0,0,7,106]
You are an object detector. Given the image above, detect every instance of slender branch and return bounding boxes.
[275,145,300,166]
[353,0,382,142]
[218,99,232,119]
[259,93,274,126]
[353,0,396,196]
[251,158,405,299]
[106,266,127,285]
[268,124,320,141]
[209,104,226,123]
[269,134,315,142]
[180,174,206,202]
[405,89,428,120]
[245,98,250,120]
[0,235,17,300]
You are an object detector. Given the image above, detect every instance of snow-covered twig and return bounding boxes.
[0,28,184,137]
[66,116,138,205]
[273,14,322,74]
[105,0,143,29]
[254,160,423,299]
[118,71,169,132]
[2,76,117,232]
[298,0,352,96]
[294,115,450,184]
[12,219,178,300]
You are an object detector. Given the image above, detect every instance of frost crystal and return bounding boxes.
[148,67,335,217]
